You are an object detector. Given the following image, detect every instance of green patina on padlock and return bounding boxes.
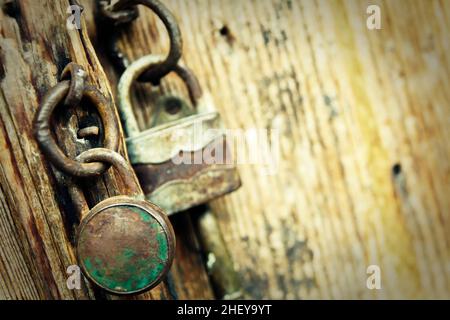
[77,197,173,294]
[73,149,175,295]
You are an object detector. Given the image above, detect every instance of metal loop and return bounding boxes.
[76,148,142,197]
[118,54,202,138]
[34,80,120,177]
[61,62,87,107]
[98,0,139,25]
[172,64,203,106]
[100,0,182,84]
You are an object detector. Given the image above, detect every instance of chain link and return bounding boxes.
[61,62,87,107]
[33,64,120,177]
[99,0,183,84]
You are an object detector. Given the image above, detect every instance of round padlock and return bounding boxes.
[74,148,175,295]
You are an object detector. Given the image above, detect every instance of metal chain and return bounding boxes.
[76,148,142,197]
[33,63,120,177]
[60,62,87,107]
[99,0,182,84]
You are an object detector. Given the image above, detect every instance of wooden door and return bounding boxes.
[1,0,449,299]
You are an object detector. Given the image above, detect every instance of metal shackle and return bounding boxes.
[117,54,205,138]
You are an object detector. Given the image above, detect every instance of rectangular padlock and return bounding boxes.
[118,55,241,214]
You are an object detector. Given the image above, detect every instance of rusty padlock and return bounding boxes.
[73,148,175,295]
[118,54,241,214]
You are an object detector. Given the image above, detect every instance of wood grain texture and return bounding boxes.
[0,0,173,300]
[99,0,450,299]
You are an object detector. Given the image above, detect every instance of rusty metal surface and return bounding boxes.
[74,149,176,294]
[76,147,142,197]
[60,62,87,107]
[127,111,221,164]
[77,196,175,294]
[99,0,139,25]
[33,74,120,177]
[117,54,241,215]
[99,0,182,83]
[134,136,241,214]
